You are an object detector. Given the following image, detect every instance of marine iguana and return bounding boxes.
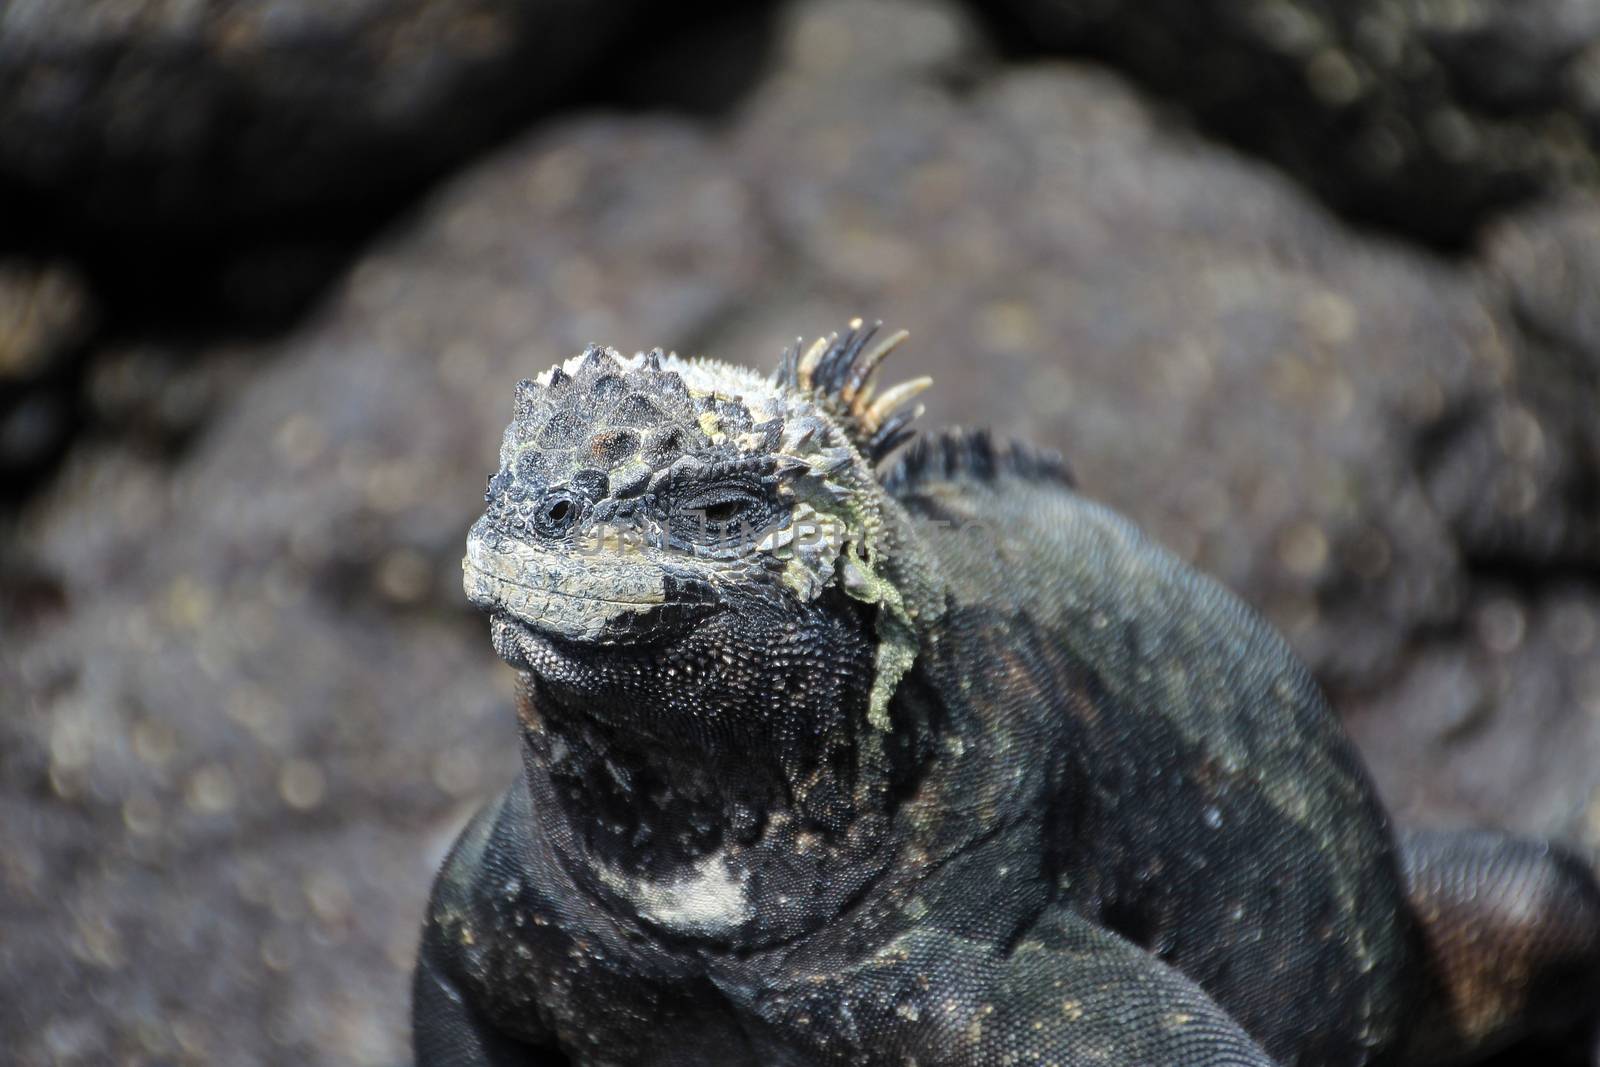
[414,321,1600,1066]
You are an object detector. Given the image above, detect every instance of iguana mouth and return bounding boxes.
[464,532,722,657]
[471,566,671,612]
[464,529,656,623]
[488,604,720,693]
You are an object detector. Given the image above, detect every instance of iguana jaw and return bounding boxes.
[462,523,718,650]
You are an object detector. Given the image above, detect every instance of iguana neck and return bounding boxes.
[510,588,898,881]
[516,683,816,872]
[514,660,920,947]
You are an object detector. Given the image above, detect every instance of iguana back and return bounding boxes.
[886,431,1418,1065]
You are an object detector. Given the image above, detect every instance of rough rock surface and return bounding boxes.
[0,261,90,383]
[1452,199,1600,571]
[3,0,1598,1064]
[0,0,636,235]
[974,0,1600,246]
[0,261,94,495]
[1346,197,1600,850]
[1345,589,1600,846]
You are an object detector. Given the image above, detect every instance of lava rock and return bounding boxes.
[0,261,94,489]
[0,0,635,235]
[1416,200,1600,576]
[0,260,90,384]
[1345,589,1600,850]
[968,0,1600,246]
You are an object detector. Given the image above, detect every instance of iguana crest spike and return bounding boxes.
[775,318,925,463]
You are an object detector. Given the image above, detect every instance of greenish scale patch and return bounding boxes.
[811,468,921,734]
[830,536,914,732]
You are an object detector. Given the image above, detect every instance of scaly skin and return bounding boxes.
[414,322,1600,1067]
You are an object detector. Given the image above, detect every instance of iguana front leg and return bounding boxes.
[413,791,570,1067]
[414,921,565,1067]
[756,907,1280,1066]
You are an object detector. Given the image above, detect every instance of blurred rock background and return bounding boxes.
[2,1,1597,1064]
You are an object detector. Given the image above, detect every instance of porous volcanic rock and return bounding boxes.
[970,0,1600,246]
[0,0,633,233]
[0,260,93,489]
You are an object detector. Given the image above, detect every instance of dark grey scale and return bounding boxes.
[612,393,665,429]
[537,410,589,448]
[575,344,610,373]
[652,370,689,400]
[752,419,783,452]
[587,429,639,469]
[712,398,755,435]
[568,470,609,504]
[641,427,685,468]
[589,374,626,403]
[512,378,540,419]
[508,417,538,446]
[513,450,543,482]
[610,467,651,501]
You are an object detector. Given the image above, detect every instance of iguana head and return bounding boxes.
[464,320,938,740]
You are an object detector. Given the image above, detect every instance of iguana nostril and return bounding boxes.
[534,492,578,536]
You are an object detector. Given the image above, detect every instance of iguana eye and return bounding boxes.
[683,488,757,524]
[699,498,747,524]
[670,482,769,542]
